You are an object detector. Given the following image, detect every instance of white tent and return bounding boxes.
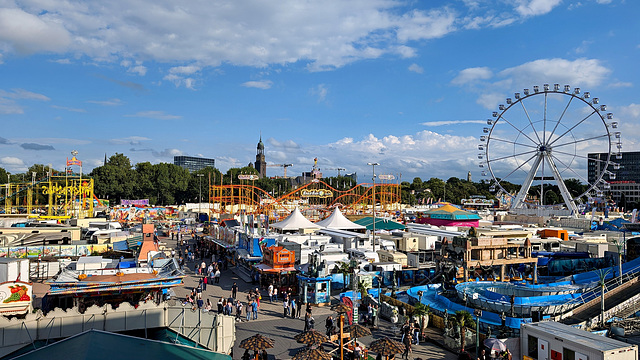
[269,207,321,231]
[316,207,366,230]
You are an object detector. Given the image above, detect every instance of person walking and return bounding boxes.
[296,296,302,318]
[217,298,224,314]
[202,275,208,291]
[236,300,243,321]
[283,299,289,318]
[273,288,278,301]
[252,297,258,320]
[290,298,297,319]
[303,311,310,332]
[268,284,274,303]
[246,300,252,321]
[232,282,238,299]
[214,268,221,284]
[255,288,261,308]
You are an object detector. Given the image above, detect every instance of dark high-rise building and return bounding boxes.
[174,156,216,172]
[588,151,640,206]
[254,136,266,178]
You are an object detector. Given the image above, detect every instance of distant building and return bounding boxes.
[588,151,640,206]
[174,156,215,172]
[254,136,266,178]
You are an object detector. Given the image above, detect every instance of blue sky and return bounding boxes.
[0,0,638,186]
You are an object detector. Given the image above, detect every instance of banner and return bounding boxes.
[301,189,333,198]
[121,199,150,206]
[66,156,82,167]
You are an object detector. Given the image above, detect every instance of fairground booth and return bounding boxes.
[296,254,331,305]
[254,246,297,295]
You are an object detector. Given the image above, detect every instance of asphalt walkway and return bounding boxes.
[168,234,458,360]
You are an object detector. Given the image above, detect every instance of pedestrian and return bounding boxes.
[296,297,302,318]
[255,287,261,308]
[402,334,412,360]
[304,312,310,332]
[252,297,258,320]
[273,288,278,301]
[268,284,274,303]
[215,269,221,284]
[246,300,252,321]
[236,300,243,320]
[290,298,297,319]
[203,276,208,291]
[283,299,289,318]
[232,282,238,299]
[217,298,224,314]
[325,315,334,336]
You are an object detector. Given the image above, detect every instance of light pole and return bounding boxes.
[367,162,379,251]
[197,174,204,222]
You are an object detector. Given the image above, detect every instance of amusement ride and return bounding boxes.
[478,84,621,215]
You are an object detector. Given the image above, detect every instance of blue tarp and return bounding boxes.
[113,240,129,251]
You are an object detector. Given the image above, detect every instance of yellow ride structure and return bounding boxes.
[1,174,94,220]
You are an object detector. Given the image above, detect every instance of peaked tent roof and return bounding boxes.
[316,207,366,230]
[353,217,406,231]
[424,204,481,220]
[270,207,321,231]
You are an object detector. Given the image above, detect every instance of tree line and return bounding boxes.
[0,153,601,208]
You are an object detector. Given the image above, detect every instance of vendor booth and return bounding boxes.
[254,246,298,294]
[297,274,331,305]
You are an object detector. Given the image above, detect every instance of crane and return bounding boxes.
[324,167,346,176]
[267,163,293,178]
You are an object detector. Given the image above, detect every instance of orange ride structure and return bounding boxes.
[209,178,401,221]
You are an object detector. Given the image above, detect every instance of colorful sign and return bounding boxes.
[0,244,112,258]
[121,199,150,206]
[300,189,333,198]
[238,174,259,180]
[0,281,32,315]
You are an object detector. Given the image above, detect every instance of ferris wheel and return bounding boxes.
[478,84,621,213]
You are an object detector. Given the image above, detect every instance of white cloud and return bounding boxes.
[311,84,328,102]
[0,7,71,54]
[87,98,123,106]
[0,157,24,166]
[451,67,493,85]
[498,58,610,88]
[609,81,632,88]
[109,136,151,145]
[408,63,424,74]
[124,111,182,120]
[52,105,86,113]
[0,88,50,114]
[422,120,486,126]
[268,138,300,149]
[619,104,640,119]
[152,148,182,157]
[242,80,273,89]
[514,0,563,17]
[396,9,457,43]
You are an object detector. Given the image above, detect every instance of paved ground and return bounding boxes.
[169,234,459,360]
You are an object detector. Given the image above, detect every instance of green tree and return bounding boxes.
[153,163,189,205]
[412,303,431,337]
[335,261,353,289]
[90,154,136,204]
[452,310,475,352]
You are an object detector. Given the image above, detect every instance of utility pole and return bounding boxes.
[197,174,204,222]
[367,162,379,251]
